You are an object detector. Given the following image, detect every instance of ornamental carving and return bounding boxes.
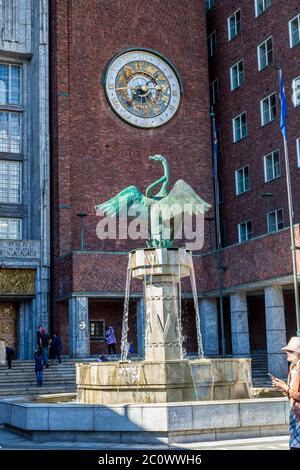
[0,268,35,295]
[0,240,40,259]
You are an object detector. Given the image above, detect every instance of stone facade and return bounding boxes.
[0,0,50,358]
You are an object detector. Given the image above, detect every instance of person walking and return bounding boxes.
[41,328,50,368]
[105,326,117,355]
[271,337,300,450]
[5,345,14,369]
[34,348,43,387]
[52,332,62,364]
[37,325,43,351]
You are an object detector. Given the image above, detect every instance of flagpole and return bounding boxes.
[278,68,300,337]
[210,110,226,357]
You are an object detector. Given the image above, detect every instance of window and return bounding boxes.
[257,37,273,70]
[289,14,300,48]
[235,165,250,195]
[0,111,21,153]
[264,150,280,182]
[0,160,21,203]
[208,31,217,56]
[292,76,300,107]
[210,79,218,105]
[260,93,276,126]
[0,64,21,105]
[90,320,105,341]
[230,60,244,90]
[205,0,215,11]
[228,10,241,40]
[238,220,252,243]
[255,0,271,17]
[0,217,21,239]
[267,209,283,233]
[297,138,300,167]
[233,112,247,142]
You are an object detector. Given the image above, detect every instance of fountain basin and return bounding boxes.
[0,395,288,444]
[76,358,253,405]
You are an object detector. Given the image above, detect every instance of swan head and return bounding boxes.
[149,154,166,163]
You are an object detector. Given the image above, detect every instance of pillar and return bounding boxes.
[199,298,219,356]
[264,286,287,378]
[230,292,250,357]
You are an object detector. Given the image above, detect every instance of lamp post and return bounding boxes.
[77,212,87,251]
[210,111,226,357]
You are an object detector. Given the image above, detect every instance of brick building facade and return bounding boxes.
[50,0,213,357]
[205,0,300,376]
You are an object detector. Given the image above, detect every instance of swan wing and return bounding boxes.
[95,185,150,217]
[154,179,212,217]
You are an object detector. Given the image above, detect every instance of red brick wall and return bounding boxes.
[207,0,300,246]
[55,225,300,298]
[51,0,213,261]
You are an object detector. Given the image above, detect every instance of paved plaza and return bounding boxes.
[0,426,289,450]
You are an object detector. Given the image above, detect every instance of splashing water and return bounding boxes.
[169,250,185,359]
[120,254,132,361]
[188,257,204,358]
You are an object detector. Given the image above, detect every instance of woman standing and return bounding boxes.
[105,326,117,355]
[271,337,300,450]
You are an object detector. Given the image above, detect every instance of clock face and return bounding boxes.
[104,50,181,128]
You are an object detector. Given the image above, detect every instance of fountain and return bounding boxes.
[77,156,252,404]
[0,156,290,444]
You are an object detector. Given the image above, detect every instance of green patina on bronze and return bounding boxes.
[95,155,211,247]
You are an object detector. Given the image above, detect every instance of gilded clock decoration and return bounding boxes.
[104,50,182,128]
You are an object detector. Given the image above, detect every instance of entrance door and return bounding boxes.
[0,303,17,354]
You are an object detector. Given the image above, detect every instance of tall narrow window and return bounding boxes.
[255,0,271,17]
[0,217,22,239]
[233,112,247,142]
[260,93,276,126]
[210,79,218,106]
[264,150,280,182]
[230,60,244,90]
[267,209,283,233]
[208,31,217,57]
[296,138,300,167]
[235,165,250,195]
[205,0,215,11]
[292,76,300,107]
[228,10,242,41]
[289,14,300,48]
[257,37,273,70]
[238,220,252,243]
[0,61,23,240]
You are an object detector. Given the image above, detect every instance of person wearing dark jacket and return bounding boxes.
[52,332,62,364]
[5,345,14,369]
[34,349,43,386]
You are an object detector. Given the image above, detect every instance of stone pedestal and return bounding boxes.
[130,248,191,362]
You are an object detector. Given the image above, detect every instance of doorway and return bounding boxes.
[0,302,18,354]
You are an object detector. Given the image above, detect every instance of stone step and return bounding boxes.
[0,384,76,397]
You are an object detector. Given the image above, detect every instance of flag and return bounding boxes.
[279,69,287,140]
